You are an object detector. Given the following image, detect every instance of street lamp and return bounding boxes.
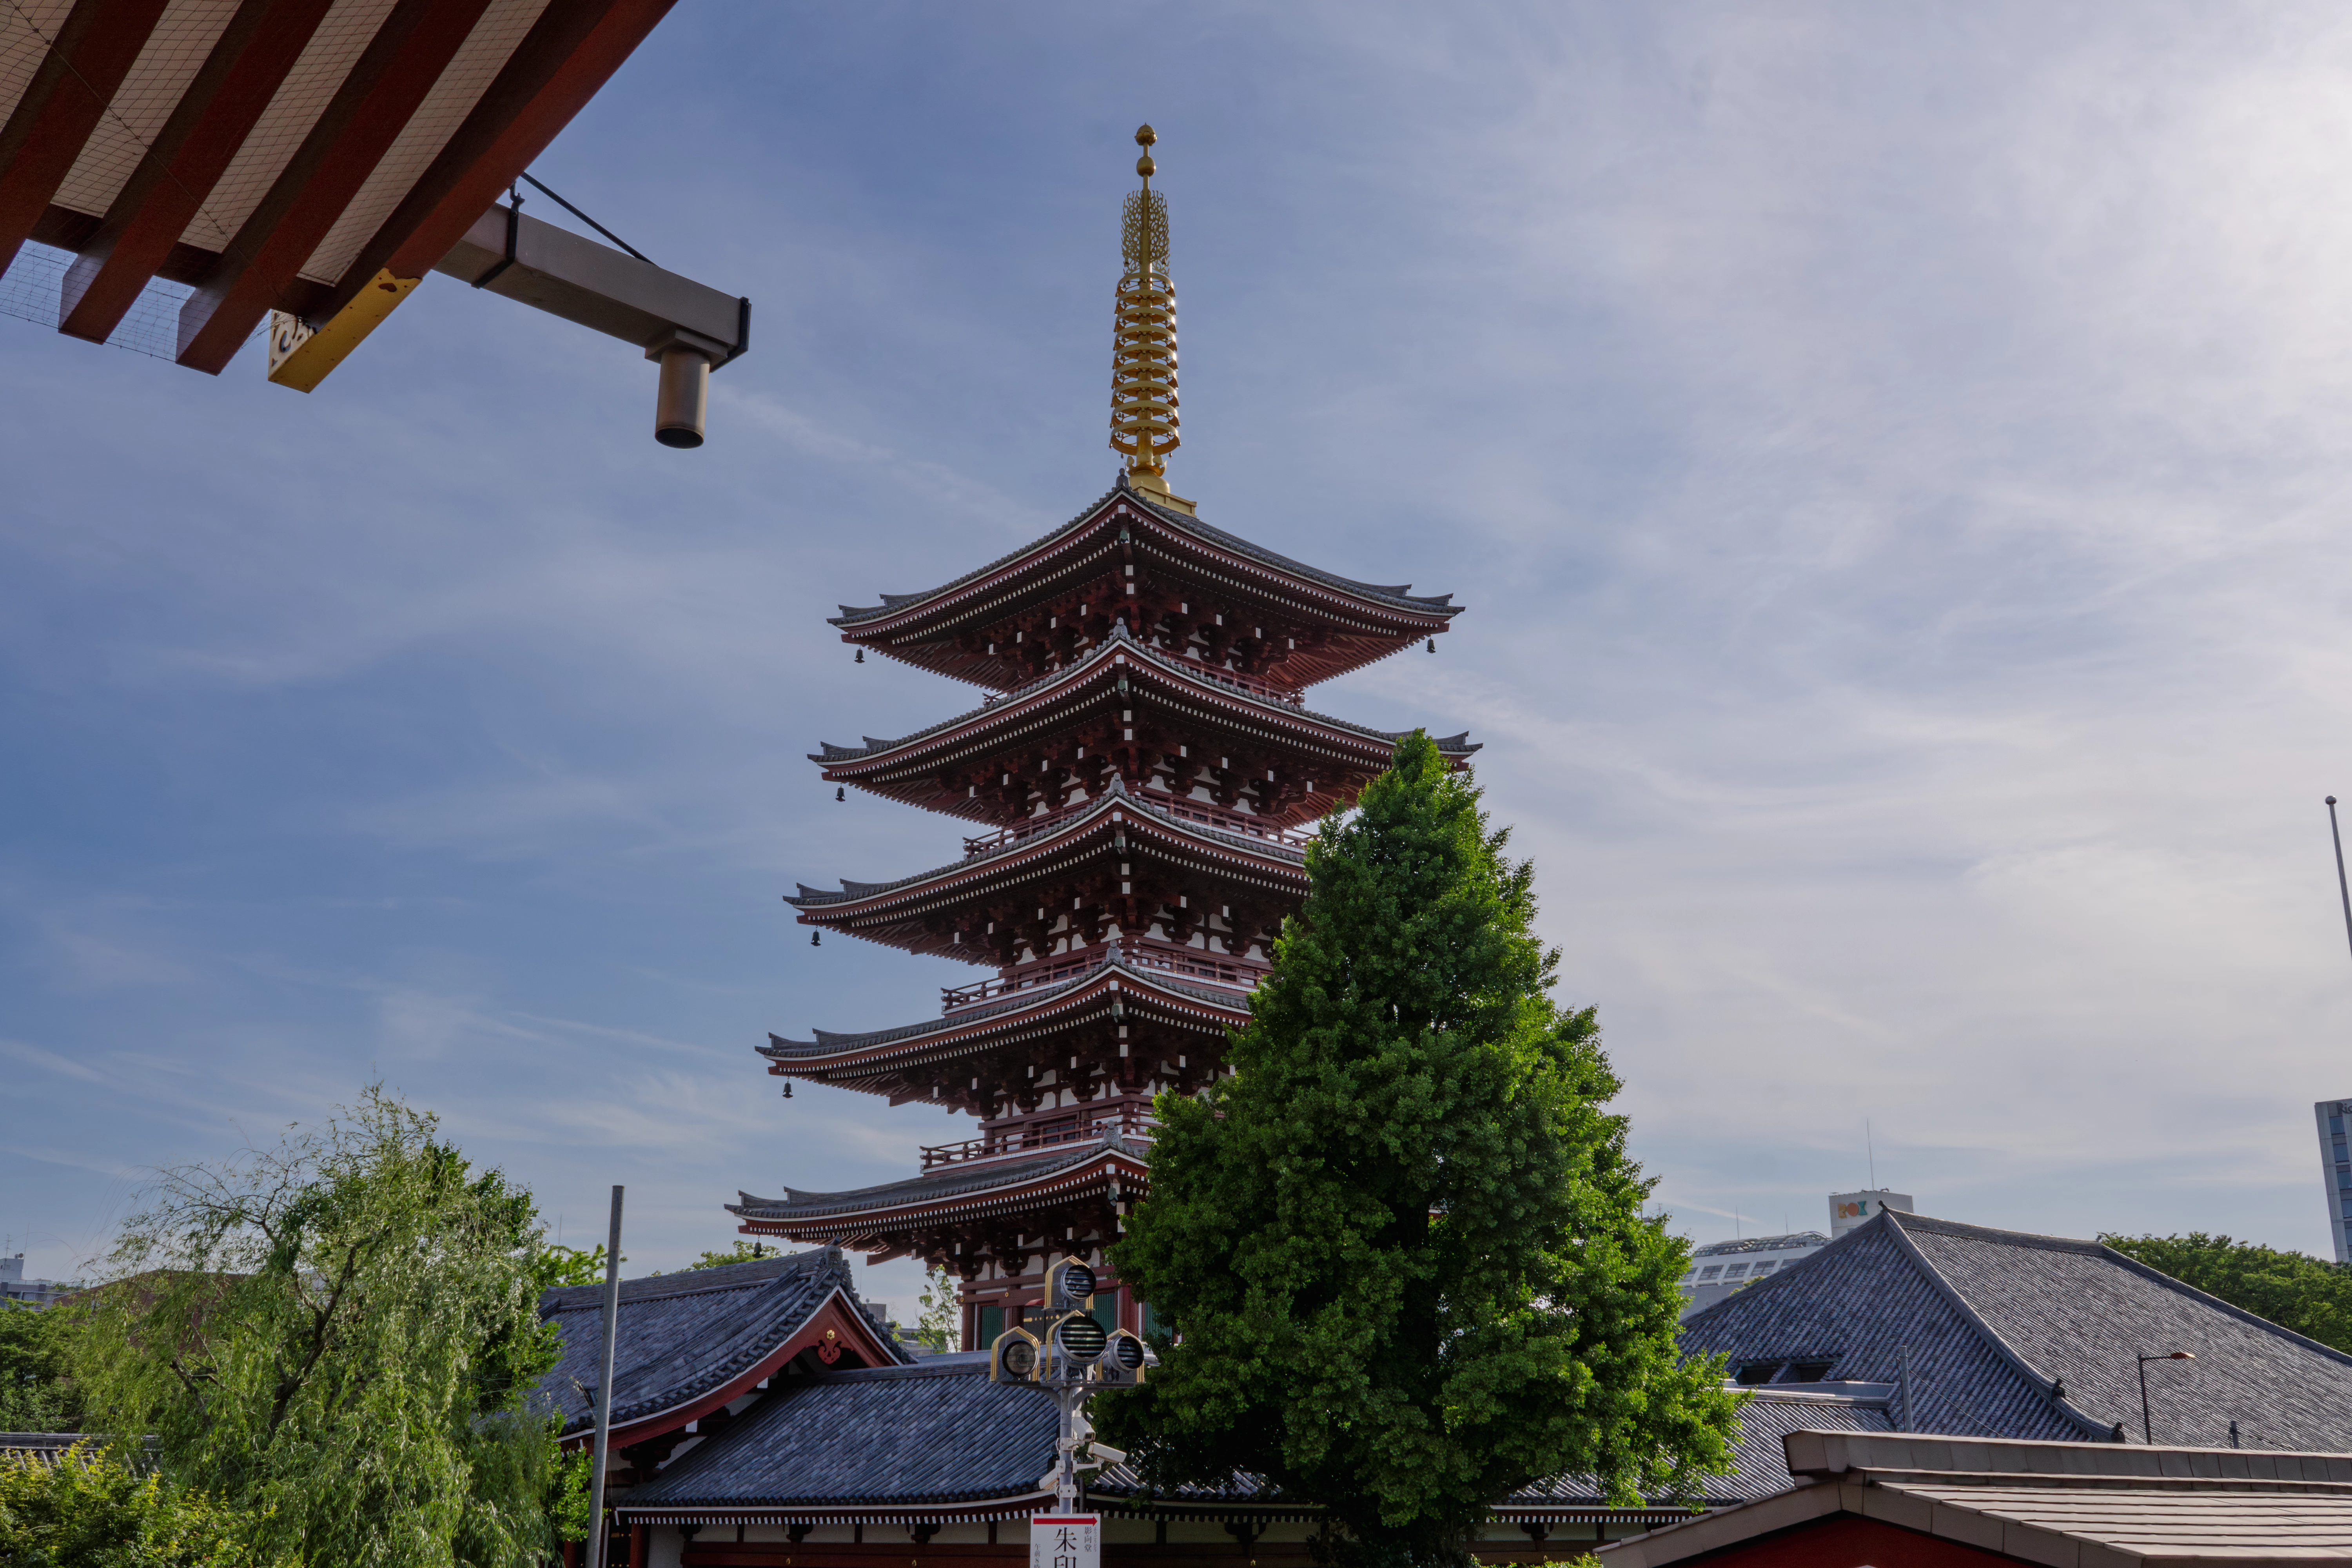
[2137,1351,2195,1445]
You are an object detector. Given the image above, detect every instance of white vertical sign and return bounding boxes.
[1031,1514,1099,1568]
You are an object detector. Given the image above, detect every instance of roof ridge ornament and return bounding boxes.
[1111,126,1194,516]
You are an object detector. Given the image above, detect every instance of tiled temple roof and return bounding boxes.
[809,623,1477,771]
[759,955,1247,1060]
[620,1357,1057,1516]
[535,1248,906,1439]
[613,1359,1885,1523]
[730,1138,1142,1225]
[830,484,1462,630]
[1680,1210,2352,1450]
[785,777,1305,909]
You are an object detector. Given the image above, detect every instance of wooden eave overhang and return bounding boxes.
[730,1139,1150,1240]
[785,780,1309,960]
[3,0,679,370]
[812,623,1477,826]
[759,958,1249,1092]
[828,486,1463,691]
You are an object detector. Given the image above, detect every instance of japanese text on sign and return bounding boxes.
[1031,1514,1099,1568]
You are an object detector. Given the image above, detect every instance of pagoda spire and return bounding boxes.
[1111,125,1188,512]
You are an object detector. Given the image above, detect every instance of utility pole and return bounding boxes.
[586,1187,624,1568]
[2328,799,2352,968]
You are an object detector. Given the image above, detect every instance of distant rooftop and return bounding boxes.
[1693,1232,1830,1257]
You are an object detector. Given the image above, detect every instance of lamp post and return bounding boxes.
[2137,1351,2194,1445]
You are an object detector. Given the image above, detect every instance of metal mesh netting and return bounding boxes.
[0,240,194,360]
[51,0,241,228]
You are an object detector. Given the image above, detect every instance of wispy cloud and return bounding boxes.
[10,2,2352,1283]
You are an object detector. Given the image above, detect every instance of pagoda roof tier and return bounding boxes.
[829,480,1463,691]
[729,1133,1148,1259]
[758,951,1248,1113]
[813,622,1478,828]
[787,778,1308,965]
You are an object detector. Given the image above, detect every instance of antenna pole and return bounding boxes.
[1867,1120,1877,1190]
[2329,799,2352,969]
[586,1186,624,1568]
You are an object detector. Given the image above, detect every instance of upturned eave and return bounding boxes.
[826,485,1463,690]
[784,779,1310,960]
[809,623,1477,826]
[759,956,1250,1098]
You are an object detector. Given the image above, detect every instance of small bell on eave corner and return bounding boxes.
[835,786,846,802]
[811,931,821,947]
[855,649,864,663]
[1426,639,1436,653]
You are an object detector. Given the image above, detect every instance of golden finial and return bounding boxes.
[1112,123,1188,510]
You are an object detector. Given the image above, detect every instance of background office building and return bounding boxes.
[1828,1189,1915,1240]
[2316,1100,2352,1263]
[1679,1191,1921,1319]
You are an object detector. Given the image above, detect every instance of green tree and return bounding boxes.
[0,1443,264,1568]
[682,1241,780,1271]
[0,1302,85,1434]
[915,1267,958,1352]
[1104,733,1740,1568]
[72,1087,566,1568]
[2101,1232,2352,1351]
[534,1246,614,1290]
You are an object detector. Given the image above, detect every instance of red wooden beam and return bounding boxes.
[57,0,337,345]
[316,0,677,323]
[172,0,497,375]
[0,0,174,274]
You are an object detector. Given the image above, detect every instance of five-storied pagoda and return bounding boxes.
[731,129,1473,1350]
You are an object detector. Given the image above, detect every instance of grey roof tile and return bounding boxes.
[622,1363,1883,1517]
[828,486,1462,631]
[536,1247,905,1437]
[729,1136,1139,1223]
[622,1359,1058,1508]
[1679,1210,2352,1452]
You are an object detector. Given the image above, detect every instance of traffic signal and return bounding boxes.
[1045,1258,1096,1311]
[989,1325,1042,1384]
[1093,1328,1149,1386]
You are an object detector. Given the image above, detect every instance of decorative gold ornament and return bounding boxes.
[1112,123,1188,510]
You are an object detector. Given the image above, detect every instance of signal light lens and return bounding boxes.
[1000,1338,1038,1379]
[1110,1335,1145,1372]
[1059,1262,1097,1302]
[1057,1315,1108,1361]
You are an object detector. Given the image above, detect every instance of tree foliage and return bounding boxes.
[916,1267,958,1353]
[534,1246,613,1290]
[71,1087,566,1568]
[682,1241,779,1272]
[2101,1232,2352,1352]
[0,1304,84,1434]
[1104,734,1740,1566]
[0,1443,265,1568]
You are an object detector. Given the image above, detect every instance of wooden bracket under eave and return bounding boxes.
[266,269,420,392]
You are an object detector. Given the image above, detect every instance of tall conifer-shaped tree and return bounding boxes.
[1105,734,1739,1567]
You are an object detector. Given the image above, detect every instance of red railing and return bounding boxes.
[941,951,1109,1009]
[939,938,1265,1012]
[960,791,1312,860]
[1143,793,1313,848]
[921,1103,1156,1170]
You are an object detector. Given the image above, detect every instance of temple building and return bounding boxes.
[726,128,1471,1350]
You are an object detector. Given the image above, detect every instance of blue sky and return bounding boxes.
[10,3,2352,1314]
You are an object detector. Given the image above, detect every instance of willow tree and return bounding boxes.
[1104,733,1739,1568]
[74,1087,566,1568]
